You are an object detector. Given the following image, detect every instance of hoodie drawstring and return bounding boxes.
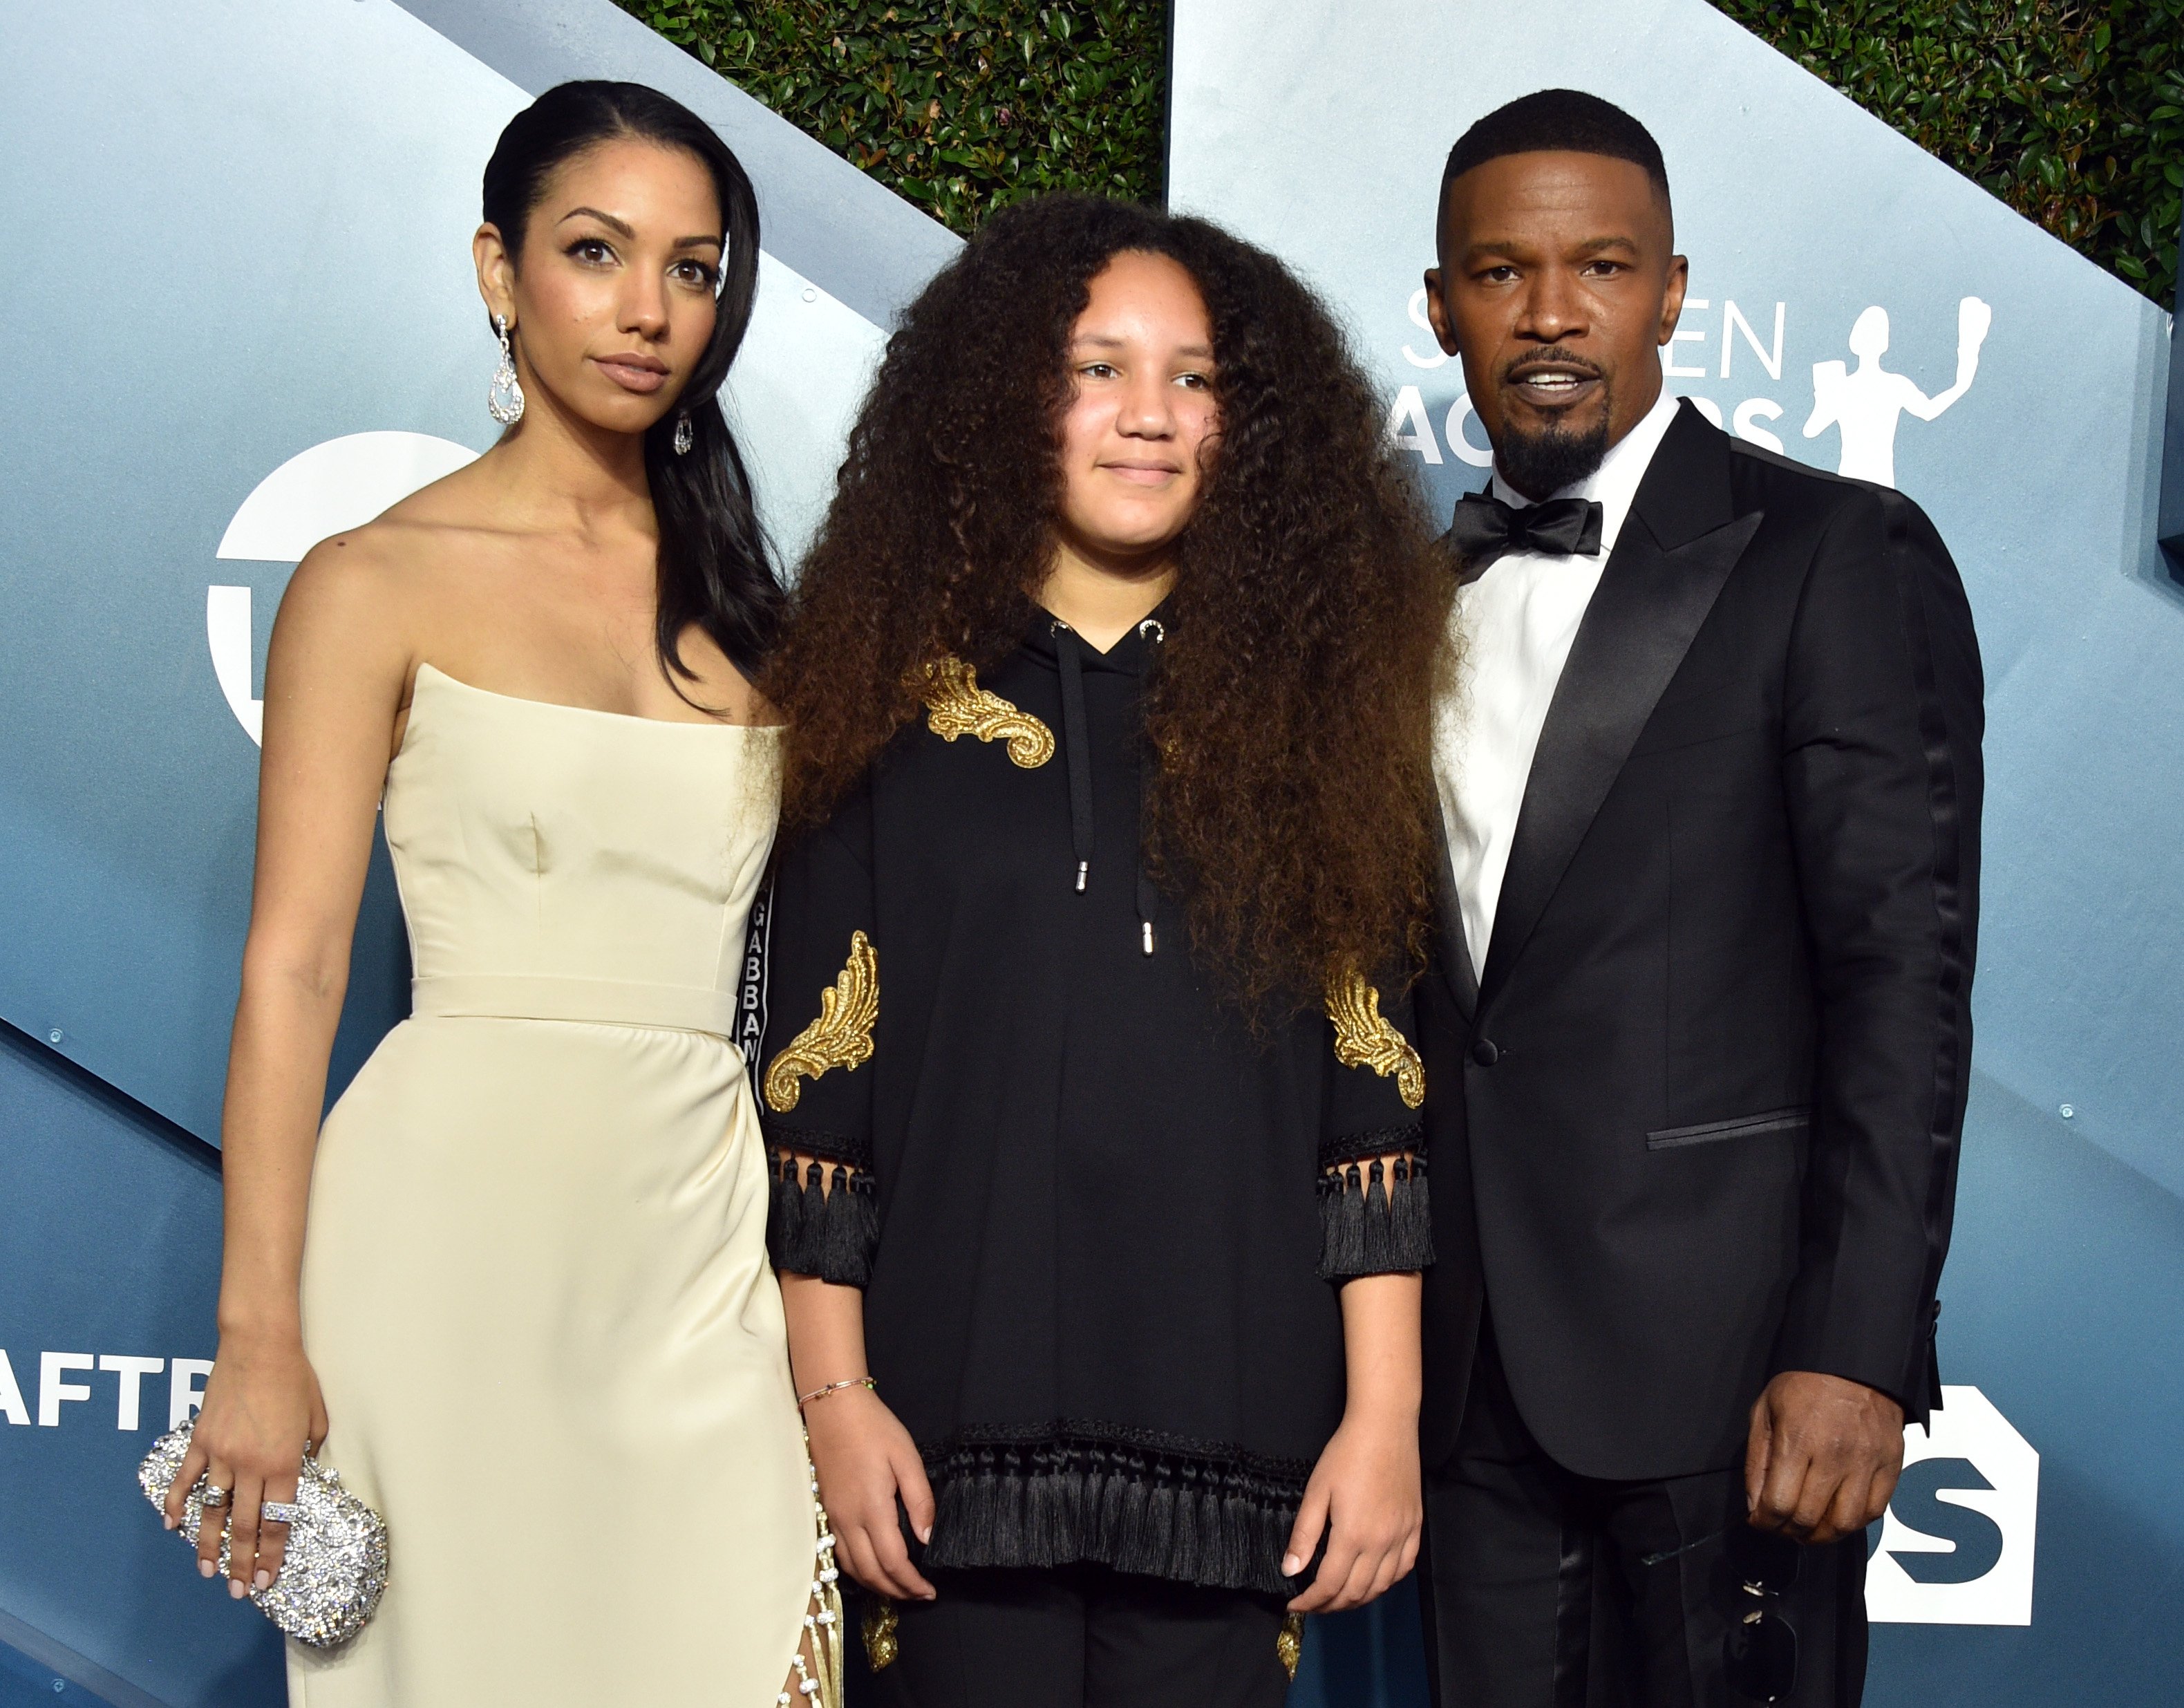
[1055,623,1095,895]
[1134,619,1165,955]
[1052,617,1165,955]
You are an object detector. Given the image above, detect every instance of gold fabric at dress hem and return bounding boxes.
[764,932,879,1112]
[781,1459,847,1707]
[919,656,1055,768]
[1277,1613,1305,1680]
[1325,968,1425,1109]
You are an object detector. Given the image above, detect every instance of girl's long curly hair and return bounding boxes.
[766,194,1453,1013]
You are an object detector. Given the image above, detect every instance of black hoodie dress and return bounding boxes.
[752,606,1433,1596]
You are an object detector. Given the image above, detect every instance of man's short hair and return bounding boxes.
[1442,89,1670,207]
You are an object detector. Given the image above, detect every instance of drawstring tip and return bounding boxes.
[1075,861,1089,893]
[1141,921,1155,955]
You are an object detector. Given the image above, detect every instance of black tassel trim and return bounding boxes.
[766,1155,879,1286]
[1317,1154,1434,1279]
[1318,1120,1424,1170]
[917,1428,1310,1593]
[760,1118,872,1170]
[1391,1154,1433,1271]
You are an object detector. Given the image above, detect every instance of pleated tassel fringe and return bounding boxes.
[1316,1154,1435,1279]
[768,1157,880,1287]
[920,1440,1309,1594]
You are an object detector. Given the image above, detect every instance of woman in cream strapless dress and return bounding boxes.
[168,83,837,1706]
[288,666,818,1705]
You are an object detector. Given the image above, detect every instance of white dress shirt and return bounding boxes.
[1433,388,1683,982]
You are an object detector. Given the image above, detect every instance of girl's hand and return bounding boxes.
[163,1332,329,1596]
[1281,1405,1423,1614]
[804,1387,936,1601]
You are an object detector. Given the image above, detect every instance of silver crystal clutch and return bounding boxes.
[138,1416,389,1648]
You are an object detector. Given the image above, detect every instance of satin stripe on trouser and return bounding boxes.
[1417,1320,1869,1708]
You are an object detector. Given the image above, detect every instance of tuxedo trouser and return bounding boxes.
[1418,1320,1867,1708]
[859,1564,1292,1708]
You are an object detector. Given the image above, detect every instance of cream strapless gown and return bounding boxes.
[290,664,822,1707]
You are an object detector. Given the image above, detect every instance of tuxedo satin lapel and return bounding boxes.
[1476,502,1762,1007]
[1432,798,1480,1021]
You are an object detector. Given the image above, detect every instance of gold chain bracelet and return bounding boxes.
[798,1376,877,1409]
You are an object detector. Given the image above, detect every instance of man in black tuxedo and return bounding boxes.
[1411,91,1982,1706]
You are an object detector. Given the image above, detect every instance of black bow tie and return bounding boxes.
[1446,493,1605,572]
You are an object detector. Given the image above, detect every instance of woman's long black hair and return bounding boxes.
[482,80,781,682]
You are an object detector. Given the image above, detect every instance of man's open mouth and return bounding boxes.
[1505,364,1603,407]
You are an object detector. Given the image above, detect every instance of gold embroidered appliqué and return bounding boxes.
[1277,1613,1305,1680]
[919,655,1055,768]
[1326,968,1425,1109]
[862,1598,900,1670]
[764,932,878,1112]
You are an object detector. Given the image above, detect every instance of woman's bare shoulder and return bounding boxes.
[279,460,505,635]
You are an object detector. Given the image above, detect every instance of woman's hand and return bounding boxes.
[1281,1405,1424,1615]
[803,1387,936,1601]
[164,1331,329,1596]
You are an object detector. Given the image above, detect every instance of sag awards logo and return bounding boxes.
[1387,291,1992,490]
[1867,1385,2040,1627]
[210,431,479,743]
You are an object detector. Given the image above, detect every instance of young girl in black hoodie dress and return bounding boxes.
[756,194,1452,1707]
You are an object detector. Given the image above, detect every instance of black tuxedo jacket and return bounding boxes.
[1418,401,1983,1482]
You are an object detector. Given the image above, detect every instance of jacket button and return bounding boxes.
[1471,1038,1500,1067]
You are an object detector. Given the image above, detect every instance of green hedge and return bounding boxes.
[615,2,1164,233]
[621,1,2180,309]
[1713,0,2181,309]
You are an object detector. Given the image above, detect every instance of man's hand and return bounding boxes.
[1744,1371,1905,1545]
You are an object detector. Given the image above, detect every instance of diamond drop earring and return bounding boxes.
[488,315,525,426]
[672,413,694,456]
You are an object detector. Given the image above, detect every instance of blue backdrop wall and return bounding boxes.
[1,0,2178,1703]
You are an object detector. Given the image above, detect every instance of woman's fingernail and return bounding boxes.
[162,1517,177,1531]
[228,1577,247,1599]
[254,1570,272,1590]
[198,1559,216,1579]
[916,1525,932,1543]
[1281,1554,1302,1575]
